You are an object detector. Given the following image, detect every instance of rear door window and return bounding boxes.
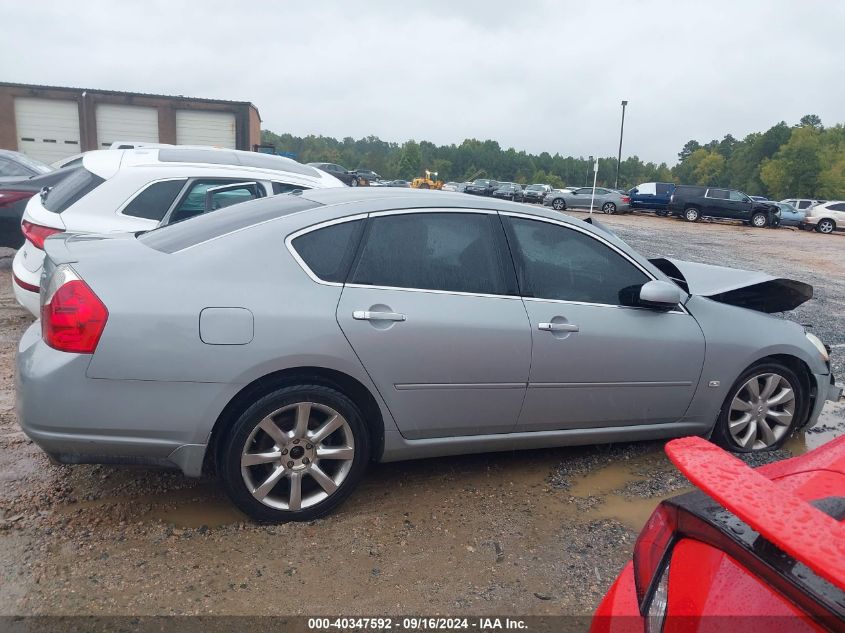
[828,203,845,212]
[797,200,811,209]
[350,212,514,295]
[122,179,187,221]
[166,179,265,225]
[706,188,729,199]
[272,182,309,195]
[41,167,106,213]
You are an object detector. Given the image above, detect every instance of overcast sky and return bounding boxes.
[2,0,842,164]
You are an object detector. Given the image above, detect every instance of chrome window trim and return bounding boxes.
[500,211,690,315]
[343,283,522,301]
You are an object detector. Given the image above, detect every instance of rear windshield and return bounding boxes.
[139,194,321,254]
[42,167,105,213]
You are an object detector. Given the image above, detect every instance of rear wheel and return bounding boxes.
[711,363,805,452]
[817,218,836,234]
[418,182,430,189]
[684,207,700,222]
[219,385,370,522]
[751,212,768,228]
[552,198,566,211]
[602,202,617,214]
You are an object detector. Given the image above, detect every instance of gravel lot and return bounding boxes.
[0,213,842,618]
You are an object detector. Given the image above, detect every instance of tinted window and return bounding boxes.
[828,203,845,212]
[123,179,187,221]
[272,182,309,195]
[42,167,105,213]
[291,220,364,283]
[351,213,511,295]
[675,186,706,197]
[507,217,649,305]
[656,183,673,195]
[707,188,729,199]
[797,200,811,209]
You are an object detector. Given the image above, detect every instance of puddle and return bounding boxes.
[785,400,844,455]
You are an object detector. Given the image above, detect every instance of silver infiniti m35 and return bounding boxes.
[17,188,841,521]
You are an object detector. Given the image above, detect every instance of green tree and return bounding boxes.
[397,140,421,180]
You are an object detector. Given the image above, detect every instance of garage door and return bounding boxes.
[175,110,236,148]
[96,104,159,148]
[14,98,81,164]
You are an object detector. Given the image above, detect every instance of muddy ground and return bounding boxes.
[0,213,842,618]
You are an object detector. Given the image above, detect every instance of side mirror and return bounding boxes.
[638,280,683,310]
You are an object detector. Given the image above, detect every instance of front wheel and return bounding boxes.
[751,212,768,228]
[684,207,700,222]
[817,218,836,234]
[552,198,566,211]
[601,202,617,214]
[219,384,370,522]
[711,363,805,452]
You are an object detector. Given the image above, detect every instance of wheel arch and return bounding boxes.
[734,353,816,429]
[204,366,386,474]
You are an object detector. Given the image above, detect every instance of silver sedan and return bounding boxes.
[17,188,840,522]
[544,186,631,214]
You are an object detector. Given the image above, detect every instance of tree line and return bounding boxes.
[262,113,845,199]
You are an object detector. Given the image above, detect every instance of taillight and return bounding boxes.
[41,265,108,354]
[622,195,631,203]
[633,503,678,609]
[22,220,62,250]
[0,190,35,208]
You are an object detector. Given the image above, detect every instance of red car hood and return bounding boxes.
[666,436,845,591]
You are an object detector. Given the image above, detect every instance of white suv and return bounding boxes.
[12,147,343,315]
[804,200,845,234]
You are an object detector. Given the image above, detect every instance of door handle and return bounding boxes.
[353,310,406,322]
[538,322,579,333]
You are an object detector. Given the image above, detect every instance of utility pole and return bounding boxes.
[615,100,628,189]
[586,155,593,186]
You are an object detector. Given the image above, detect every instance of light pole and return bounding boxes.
[586,155,593,186]
[615,100,628,189]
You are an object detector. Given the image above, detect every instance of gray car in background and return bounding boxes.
[0,149,53,183]
[544,186,631,214]
[17,189,840,522]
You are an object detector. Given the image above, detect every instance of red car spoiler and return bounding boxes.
[665,436,845,591]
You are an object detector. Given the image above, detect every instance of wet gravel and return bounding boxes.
[0,215,843,619]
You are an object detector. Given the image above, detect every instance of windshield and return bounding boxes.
[473,179,490,186]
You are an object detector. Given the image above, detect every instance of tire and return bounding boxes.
[552,198,566,211]
[711,362,806,453]
[751,212,768,228]
[602,202,617,214]
[684,207,700,222]
[817,218,836,234]
[219,384,370,522]
[350,178,359,187]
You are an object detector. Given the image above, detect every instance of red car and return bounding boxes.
[592,435,845,633]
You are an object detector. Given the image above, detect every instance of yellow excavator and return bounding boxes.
[411,170,443,190]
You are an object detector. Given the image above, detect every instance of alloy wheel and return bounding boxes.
[552,199,565,211]
[751,213,767,228]
[602,202,616,214]
[818,219,835,234]
[727,373,795,450]
[685,208,699,222]
[240,402,355,511]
